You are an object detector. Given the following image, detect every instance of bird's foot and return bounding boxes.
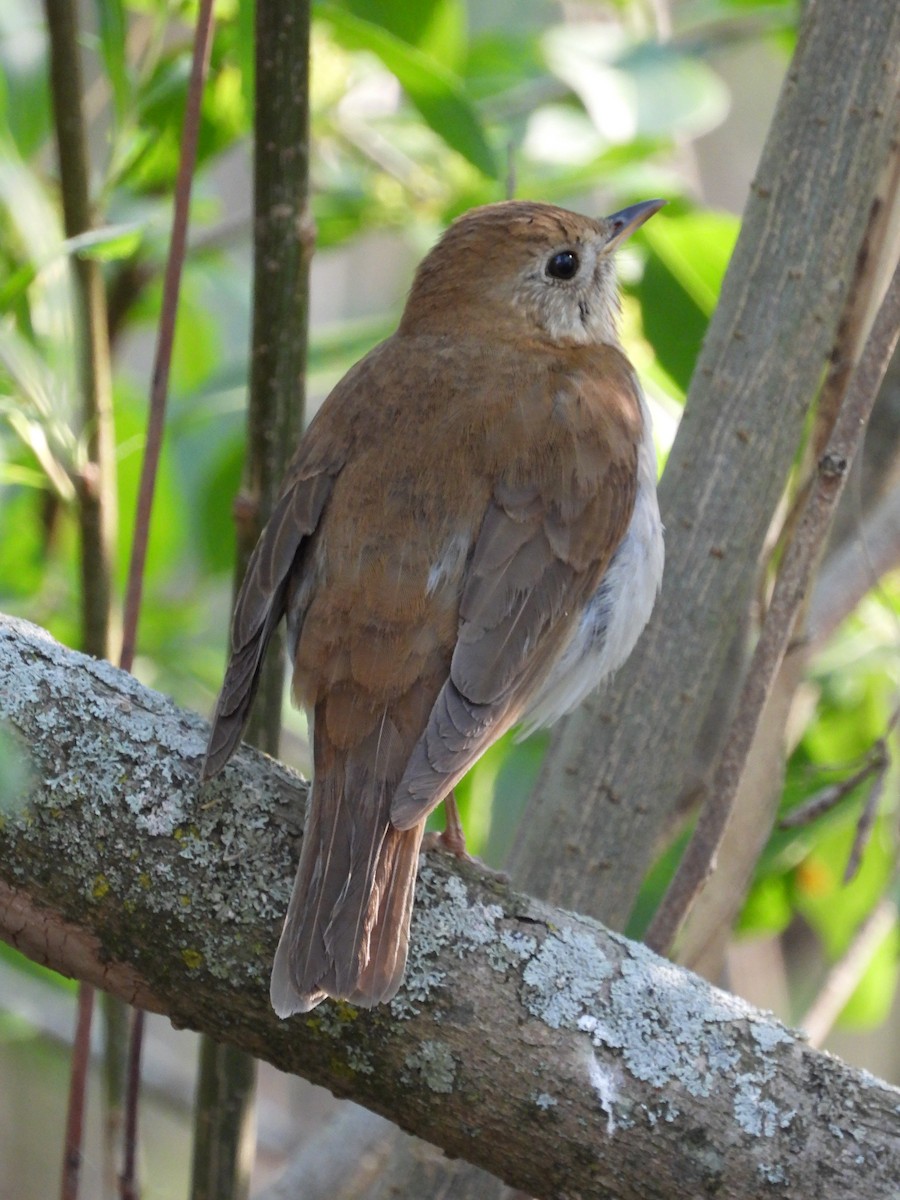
[422,792,508,880]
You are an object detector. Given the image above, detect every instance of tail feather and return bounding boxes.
[270,716,425,1016]
[345,824,425,1006]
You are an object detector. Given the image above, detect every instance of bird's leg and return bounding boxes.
[423,790,508,879]
[422,789,468,857]
[439,789,468,857]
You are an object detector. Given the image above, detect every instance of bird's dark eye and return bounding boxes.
[546,250,580,281]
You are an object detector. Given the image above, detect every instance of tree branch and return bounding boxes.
[512,0,900,930]
[1,613,898,1200]
[646,263,900,954]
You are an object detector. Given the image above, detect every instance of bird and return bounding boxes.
[203,198,665,1016]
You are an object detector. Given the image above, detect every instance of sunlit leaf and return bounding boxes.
[317,4,499,178]
[335,0,467,71]
[620,43,730,140]
[636,209,739,393]
[736,873,793,937]
[543,26,729,145]
[0,262,37,311]
[0,0,51,156]
[792,813,895,957]
[0,941,77,992]
[836,915,899,1029]
[64,222,146,262]
[0,133,75,352]
[0,323,77,499]
[0,462,48,488]
[451,728,546,866]
[118,33,251,191]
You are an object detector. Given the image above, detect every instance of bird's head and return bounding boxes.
[400,198,665,347]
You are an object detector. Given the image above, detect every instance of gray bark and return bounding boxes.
[511,0,900,931]
[1,613,899,1200]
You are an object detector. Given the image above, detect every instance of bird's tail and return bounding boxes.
[270,711,425,1016]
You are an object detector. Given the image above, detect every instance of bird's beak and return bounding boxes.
[602,199,666,251]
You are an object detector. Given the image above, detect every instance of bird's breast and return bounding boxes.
[517,387,664,736]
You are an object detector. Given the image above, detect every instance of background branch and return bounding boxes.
[1,614,899,1200]
[44,2,120,1193]
[512,0,900,931]
[647,264,900,953]
[678,342,900,980]
[44,0,117,664]
[190,0,313,1193]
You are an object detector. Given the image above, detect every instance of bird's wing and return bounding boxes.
[203,462,336,779]
[391,357,642,829]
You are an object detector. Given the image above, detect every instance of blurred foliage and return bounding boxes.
[0,0,896,1093]
[736,584,900,1028]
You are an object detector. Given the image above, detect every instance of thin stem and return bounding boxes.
[44,0,117,663]
[189,1040,258,1200]
[119,1009,144,1200]
[190,0,313,1193]
[102,991,129,1196]
[45,3,118,1197]
[119,0,216,674]
[116,1,217,1196]
[646,264,900,955]
[60,985,94,1200]
[778,745,889,830]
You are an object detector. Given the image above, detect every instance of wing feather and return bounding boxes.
[203,469,335,778]
[391,360,643,830]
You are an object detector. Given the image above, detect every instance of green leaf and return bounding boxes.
[619,43,730,140]
[117,33,250,192]
[0,221,143,311]
[836,916,899,1030]
[485,729,547,866]
[335,0,467,71]
[636,209,738,394]
[0,940,77,993]
[792,814,895,958]
[94,0,130,121]
[0,323,78,500]
[625,824,692,942]
[316,4,499,178]
[0,0,52,156]
[198,438,244,572]
[0,262,37,311]
[737,873,793,938]
[543,26,729,145]
[307,312,396,387]
[236,0,255,113]
[0,462,48,488]
[450,728,545,866]
[642,210,738,315]
[64,222,146,263]
[114,386,189,591]
[464,31,546,101]
[0,133,65,268]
